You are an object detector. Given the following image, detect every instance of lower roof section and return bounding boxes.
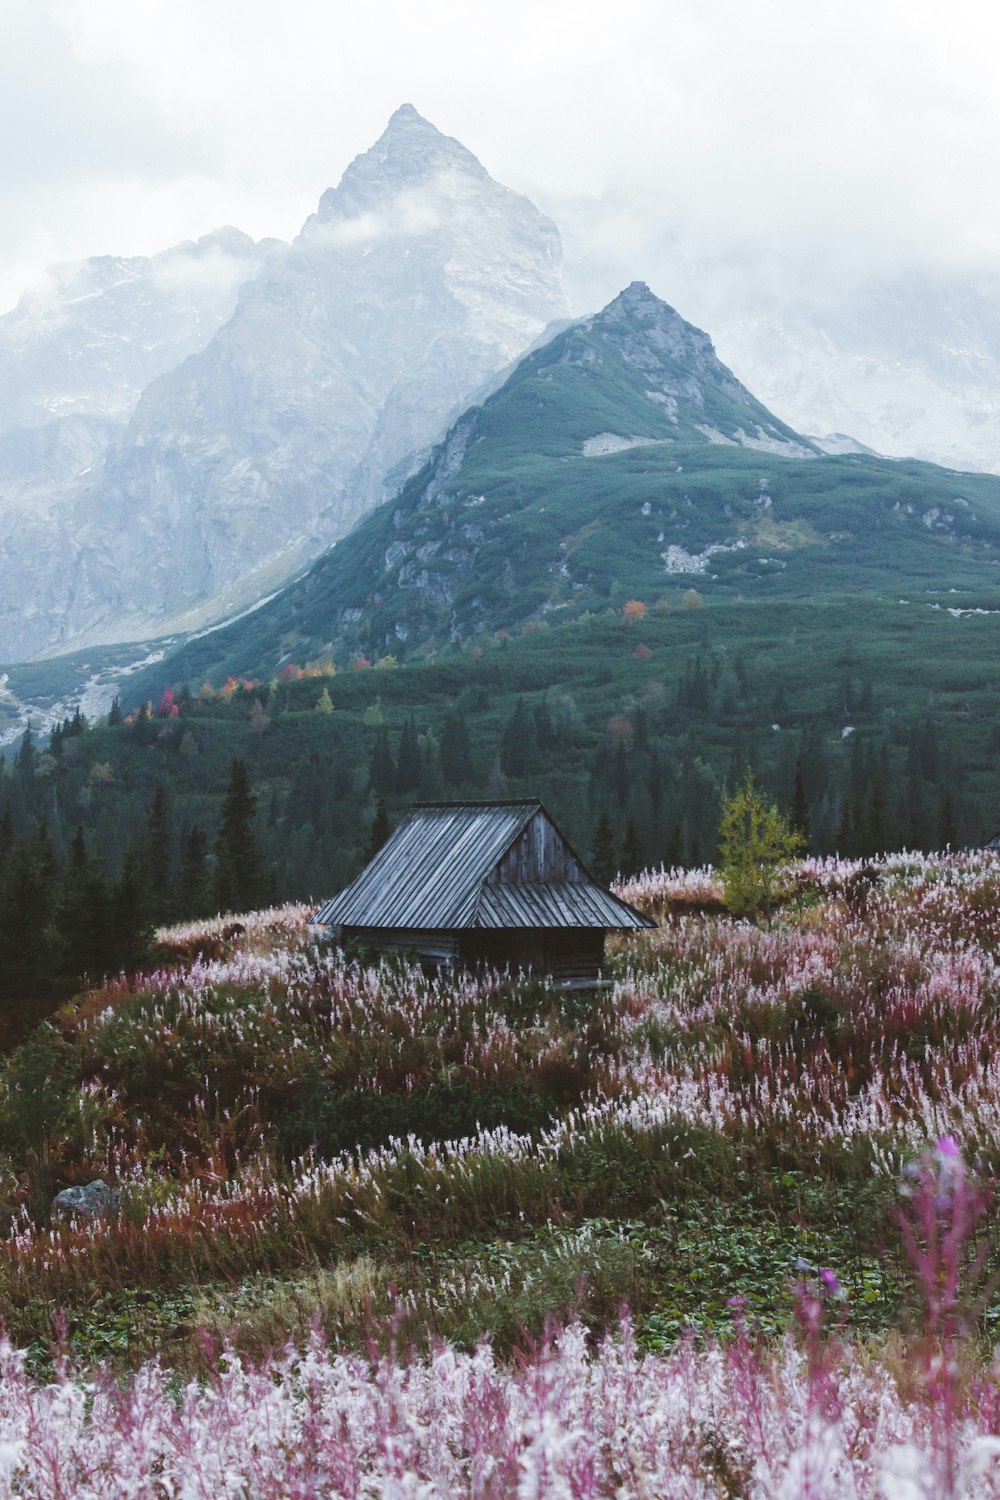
[475,881,653,930]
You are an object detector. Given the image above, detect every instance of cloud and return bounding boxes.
[149,236,266,299]
[1,0,997,315]
[308,191,444,249]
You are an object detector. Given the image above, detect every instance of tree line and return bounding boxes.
[0,757,270,1013]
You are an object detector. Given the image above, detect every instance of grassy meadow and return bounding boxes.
[1,851,1000,1488]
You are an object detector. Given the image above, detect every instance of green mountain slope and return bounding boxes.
[144,282,1000,694]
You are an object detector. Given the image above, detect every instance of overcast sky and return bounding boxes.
[3,0,999,315]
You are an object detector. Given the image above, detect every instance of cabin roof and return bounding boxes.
[313,800,654,932]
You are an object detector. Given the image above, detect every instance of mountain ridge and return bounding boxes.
[0,106,570,664]
[133,281,1000,699]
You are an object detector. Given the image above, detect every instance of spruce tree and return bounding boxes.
[440,713,472,786]
[132,705,152,747]
[57,827,112,984]
[142,785,174,926]
[395,717,422,793]
[868,777,889,856]
[501,698,539,778]
[620,818,643,878]
[664,818,685,869]
[2,819,61,996]
[906,780,926,853]
[417,730,445,800]
[938,792,958,851]
[15,728,35,782]
[114,847,153,972]
[790,759,810,847]
[213,758,264,914]
[366,796,392,860]
[58,826,91,976]
[179,827,211,919]
[368,729,395,796]
[591,811,618,887]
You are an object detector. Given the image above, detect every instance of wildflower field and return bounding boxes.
[4,853,1000,1492]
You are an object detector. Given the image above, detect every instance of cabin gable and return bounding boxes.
[488,810,589,886]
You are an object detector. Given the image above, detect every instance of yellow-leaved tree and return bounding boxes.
[718,772,803,925]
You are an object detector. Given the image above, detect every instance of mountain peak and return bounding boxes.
[315,106,487,222]
[386,102,427,128]
[587,281,726,369]
[600,280,679,321]
[192,226,259,257]
[619,280,656,302]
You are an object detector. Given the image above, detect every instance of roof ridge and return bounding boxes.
[413,799,542,809]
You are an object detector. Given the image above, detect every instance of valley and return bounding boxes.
[2,71,1000,1495]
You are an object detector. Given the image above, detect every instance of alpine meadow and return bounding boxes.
[3,59,1000,1498]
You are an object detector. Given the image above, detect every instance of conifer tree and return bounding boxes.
[132,704,152,747]
[366,796,392,860]
[718,772,803,925]
[533,699,555,751]
[0,802,12,867]
[906,780,927,853]
[107,696,122,728]
[790,759,810,847]
[179,827,211,919]
[868,776,889,856]
[591,811,618,887]
[57,826,112,984]
[664,818,685,869]
[15,728,35,782]
[440,712,472,786]
[368,729,395,796]
[2,819,62,996]
[114,847,152,972]
[395,716,422,793]
[58,825,90,964]
[620,818,643,878]
[938,792,958,851]
[213,758,264,914]
[501,698,539,778]
[142,785,174,926]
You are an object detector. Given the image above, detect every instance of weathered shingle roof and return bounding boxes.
[474,881,647,930]
[314,800,653,932]
[314,802,537,930]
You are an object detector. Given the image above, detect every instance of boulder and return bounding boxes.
[52,1179,120,1221]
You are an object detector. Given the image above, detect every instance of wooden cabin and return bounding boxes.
[313,800,654,984]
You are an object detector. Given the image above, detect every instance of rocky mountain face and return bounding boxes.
[708,271,1000,475]
[0,229,273,509]
[0,229,275,661]
[150,279,1000,693]
[21,279,1000,730]
[0,105,569,664]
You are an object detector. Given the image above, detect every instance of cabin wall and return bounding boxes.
[340,923,606,982]
[342,927,460,967]
[458,927,605,982]
[489,811,589,885]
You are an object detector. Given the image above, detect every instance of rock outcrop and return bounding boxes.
[0,106,569,661]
